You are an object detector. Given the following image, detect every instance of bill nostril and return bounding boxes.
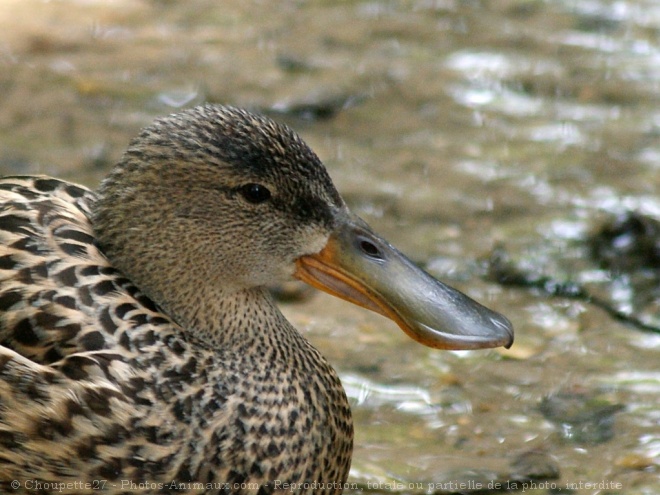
[360,240,381,258]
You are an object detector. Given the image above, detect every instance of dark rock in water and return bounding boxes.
[276,54,320,73]
[510,449,560,481]
[424,451,562,494]
[268,93,367,121]
[588,211,660,320]
[589,211,660,274]
[539,390,624,444]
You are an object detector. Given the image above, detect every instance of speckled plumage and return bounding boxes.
[0,106,352,494]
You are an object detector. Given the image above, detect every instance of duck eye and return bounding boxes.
[239,183,271,204]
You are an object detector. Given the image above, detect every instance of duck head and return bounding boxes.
[93,105,513,350]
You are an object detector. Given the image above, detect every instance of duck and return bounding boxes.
[0,105,513,494]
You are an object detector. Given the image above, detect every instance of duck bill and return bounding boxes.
[294,214,513,350]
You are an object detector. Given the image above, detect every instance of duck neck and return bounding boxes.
[159,284,299,351]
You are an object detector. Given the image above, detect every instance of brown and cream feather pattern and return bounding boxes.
[0,108,353,494]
